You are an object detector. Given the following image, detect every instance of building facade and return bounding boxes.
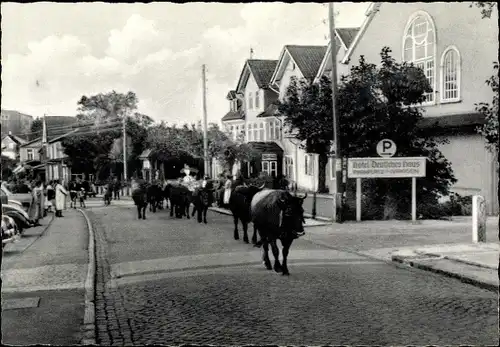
[19,138,42,163]
[1,132,28,161]
[342,2,498,214]
[1,109,33,138]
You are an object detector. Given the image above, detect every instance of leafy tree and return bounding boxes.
[62,91,153,180]
[476,62,499,155]
[279,47,457,219]
[30,117,43,140]
[470,2,496,18]
[1,155,17,181]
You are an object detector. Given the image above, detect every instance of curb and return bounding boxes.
[77,208,96,345]
[391,255,498,292]
[415,250,498,270]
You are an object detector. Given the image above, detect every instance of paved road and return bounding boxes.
[87,203,498,346]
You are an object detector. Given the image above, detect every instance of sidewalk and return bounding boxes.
[209,206,499,291]
[1,208,90,345]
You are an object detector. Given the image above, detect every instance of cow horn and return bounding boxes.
[258,183,265,190]
[301,193,308,200]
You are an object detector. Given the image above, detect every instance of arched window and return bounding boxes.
[440,46,461,102]
[403,11,436,104]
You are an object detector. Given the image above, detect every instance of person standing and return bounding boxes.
[27,180,42,226]
[54,180,68,217]
[223,174,232,207]
[113,177,121,200]
[69,179,78,209]
[46,181,55,213]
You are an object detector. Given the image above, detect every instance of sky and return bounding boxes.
[2,2,370,126]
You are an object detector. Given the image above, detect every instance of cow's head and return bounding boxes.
[278,192,307,237]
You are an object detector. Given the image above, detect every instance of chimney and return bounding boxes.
[250,48,254,59]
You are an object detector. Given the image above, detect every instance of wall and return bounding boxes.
[438,133,498,214]
[20,143,41,162]
[348,2,498,118]
[1,137,17,160]
[278,55,305,100]
[244,73,263,123]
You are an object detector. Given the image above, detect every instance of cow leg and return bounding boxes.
[153,200,157,213]
[186,203,190,219]
[251,225,258,245]
[170,202,174,217]
[262,240,272,270]
[270,240,283,273]
[233,216,239,240]
[142,205,147,220]
[242,221,249,244]
[281,238,294,276]
[192,205,197,217]
[203,207,208,224]
[137,205,142,219]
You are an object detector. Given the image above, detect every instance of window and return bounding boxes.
[262,161,269,174]
[255,90,260,109]
[273,121,281,140]
[266,122,271,140]
[248,92,253,110]
[27,149,34,161]
[235,125,239,140]
[253,123,259,141]
[440,46,461,102]
[248,126,253,141]
[259,122,264,140]
[285,156,294,181]
[403,12,436,103]
[304,154,313,176]
[269,161,277,177]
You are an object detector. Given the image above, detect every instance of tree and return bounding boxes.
[476,62,499,155]
[62,90,149,181]
[1,155,17,181]
[30,117,43,140]
[279,47,457,219]
[470,2,496,18]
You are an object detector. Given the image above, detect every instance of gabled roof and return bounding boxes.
[342,3,381,64]
[247,60,278,88]
[221,110,245,122]
[235,59,278,92]
[20,137,42,148]
[336,28,360,50]
[48,129,79,144]
[270,45,328,86]
[257,103,279,118]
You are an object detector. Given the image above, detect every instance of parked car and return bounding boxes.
[1,182,32,210]
[2,203,33,233]
[2,214,20,249]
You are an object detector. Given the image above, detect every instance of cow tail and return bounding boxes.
[253,240,263,248]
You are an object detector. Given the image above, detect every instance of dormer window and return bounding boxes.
[291,62,296,71]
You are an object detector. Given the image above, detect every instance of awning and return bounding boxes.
[32,164,46,170]
[247,141,284,161]
[12,165,25,174]
[418,113,485,129]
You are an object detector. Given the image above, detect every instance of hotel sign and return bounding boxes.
[347,157,426,178]
[262,153,277,161]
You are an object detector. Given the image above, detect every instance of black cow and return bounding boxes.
[251,189,307,276]
[169,185,192,219]
[132,184,149,220]
[147,183,163,213]
[228,183,265,244]
[163,184,172,210]
[191,182,215,224]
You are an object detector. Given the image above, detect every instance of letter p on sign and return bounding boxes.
[376,139,397,158]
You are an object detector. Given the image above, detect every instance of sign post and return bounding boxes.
[348,156,427,222]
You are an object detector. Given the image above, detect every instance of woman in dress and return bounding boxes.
[27,180,42,226]
[54,180,69,217]
[223,175,233,207]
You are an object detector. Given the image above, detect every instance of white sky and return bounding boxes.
[1,2,370,126]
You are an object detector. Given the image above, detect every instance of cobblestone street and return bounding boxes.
[88,204,498,345]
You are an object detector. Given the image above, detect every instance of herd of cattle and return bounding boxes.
[129,179,308,275]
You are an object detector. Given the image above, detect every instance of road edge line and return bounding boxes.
[78,208,96,345]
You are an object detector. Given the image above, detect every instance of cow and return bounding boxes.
[191,182,215,224]
[163,184,172,210]
[169,184,192,219]
[147,183,163,213]
[228,183,265,244]
[251,189,307,276]
[131,183,149,220]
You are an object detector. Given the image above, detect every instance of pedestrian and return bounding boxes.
[46,180,55,213]
[69,179,78,209]
[113,177,121,200]
[223,174,232,207]
[54,179,68,217]
[27,180,42,226]
[38,181,46,218]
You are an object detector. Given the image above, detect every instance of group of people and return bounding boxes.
[26,179,70,224]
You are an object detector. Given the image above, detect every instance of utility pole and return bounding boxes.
[202,64,209,177]
[123,113,128,182]
[329,2,343,223]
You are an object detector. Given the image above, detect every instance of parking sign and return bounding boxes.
[376,139,397,158]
